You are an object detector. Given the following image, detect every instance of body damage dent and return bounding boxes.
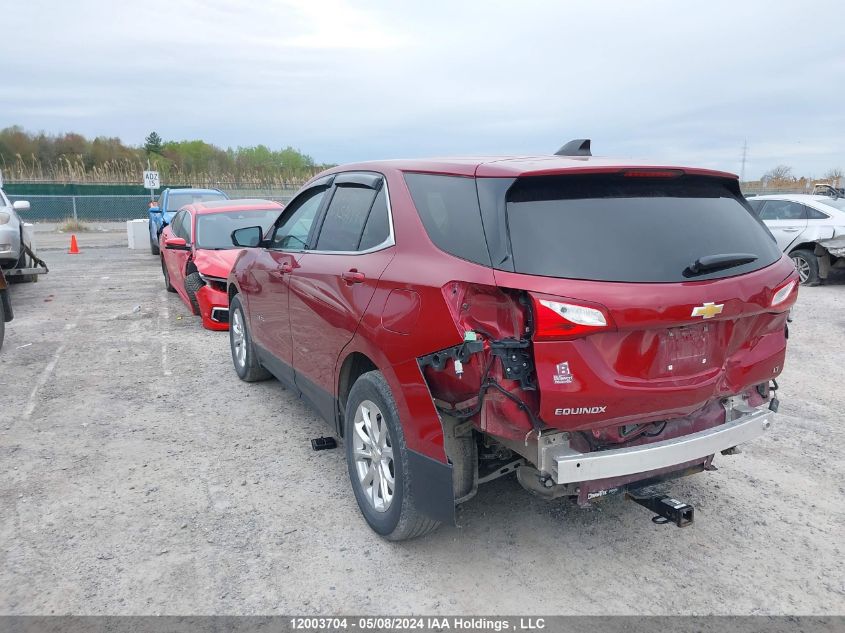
[816,235,845,259]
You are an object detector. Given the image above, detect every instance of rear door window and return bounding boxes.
[358,188,390,251]
[759,200,807,221]
[502,174,782,282]
[315,185,377,251]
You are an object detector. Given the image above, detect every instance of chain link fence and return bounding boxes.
[6,188,298,222]
[10,184,828,223]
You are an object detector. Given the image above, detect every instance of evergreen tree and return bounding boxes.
[144,131,163,155]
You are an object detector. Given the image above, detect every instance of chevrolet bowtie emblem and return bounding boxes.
[691,302,724,319]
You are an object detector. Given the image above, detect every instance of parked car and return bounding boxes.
[0,188,31,270]
[226,150,797,540]
[148,188,228,255]
[747,194,845,285]
[160,199,283,330]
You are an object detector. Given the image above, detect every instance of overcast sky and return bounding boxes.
[2,0,844,179]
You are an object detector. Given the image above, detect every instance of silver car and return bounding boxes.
[0,189,31,268]
[747,194,845,285]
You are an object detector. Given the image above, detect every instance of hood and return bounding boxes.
[192,248,242,279]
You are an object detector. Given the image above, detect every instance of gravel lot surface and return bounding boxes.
[1,229,843,615]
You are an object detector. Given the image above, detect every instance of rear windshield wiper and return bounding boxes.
[684,253,758,277]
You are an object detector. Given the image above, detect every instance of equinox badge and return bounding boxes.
[691,302,724,319]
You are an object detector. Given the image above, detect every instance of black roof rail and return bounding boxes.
[555,139,591,157]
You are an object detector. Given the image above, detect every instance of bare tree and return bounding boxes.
[762,165,794,183]
[822,167,843,182]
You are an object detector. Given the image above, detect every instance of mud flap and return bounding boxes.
[408,449,456,525]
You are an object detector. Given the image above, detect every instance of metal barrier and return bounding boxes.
[6,190,298,222]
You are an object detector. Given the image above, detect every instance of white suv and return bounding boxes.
[747,194,845,285]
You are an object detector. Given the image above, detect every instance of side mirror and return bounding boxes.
[164,236,190,251]
[13,200,30,212]
[232,226,263,247]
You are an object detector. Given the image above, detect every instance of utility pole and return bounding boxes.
[740,138,748,183]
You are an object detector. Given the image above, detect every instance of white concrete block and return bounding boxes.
[127,219,150,250]
[22,223,36,256]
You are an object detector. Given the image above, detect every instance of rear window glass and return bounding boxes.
[404,173,490,266]
[167,192,226,212]
[806,207,829,219]
[504,174,781,282]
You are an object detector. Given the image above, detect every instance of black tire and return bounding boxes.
[161,257,176,292]
[12,231,36,284]
[150,223,160,255]
[229,294,271,382]
[790,249,819,286]
[345,370,441,541]
[184,272,204,313]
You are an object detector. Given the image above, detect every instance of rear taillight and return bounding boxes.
[771,280,797,307]
[532,294,614,340]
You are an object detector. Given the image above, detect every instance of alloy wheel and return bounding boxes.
[352,399,395,513]
[791,255,810,284]
[231,309,247,368]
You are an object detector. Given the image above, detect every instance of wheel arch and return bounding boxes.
[334,335,448,464]
[788,241,821,254]
[336,351,379,437]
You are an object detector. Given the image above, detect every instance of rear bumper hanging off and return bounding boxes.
[543,401,773,485]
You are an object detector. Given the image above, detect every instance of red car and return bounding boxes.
[226,143,798,540]
[160,199,283,330]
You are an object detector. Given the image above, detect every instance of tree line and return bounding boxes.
[0,125,331,186]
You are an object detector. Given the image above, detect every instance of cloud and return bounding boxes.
[0,0,843,178]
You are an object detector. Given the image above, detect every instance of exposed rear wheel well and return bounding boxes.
[337,352,378,435]
[789,241,820,254]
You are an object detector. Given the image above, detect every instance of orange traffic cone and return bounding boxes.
[68,234,80,254]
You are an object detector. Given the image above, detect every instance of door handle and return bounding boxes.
[781,228,801,232]
[341,270,366,284]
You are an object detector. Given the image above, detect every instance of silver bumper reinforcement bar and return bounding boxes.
[544,401,774,484]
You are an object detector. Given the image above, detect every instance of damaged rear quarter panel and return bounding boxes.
[818,235,845,258]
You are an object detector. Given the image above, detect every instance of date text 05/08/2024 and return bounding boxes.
[289,616,547,631]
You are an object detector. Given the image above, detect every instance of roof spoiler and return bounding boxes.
[555,139,591,157]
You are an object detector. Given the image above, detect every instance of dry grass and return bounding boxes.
[2,154,320,187]
[57,217,89,233]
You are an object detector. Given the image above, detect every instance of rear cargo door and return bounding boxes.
[489,172,791,431]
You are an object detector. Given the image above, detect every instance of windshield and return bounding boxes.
[504,174,782,283]
[195,209,281,249]
[166,192,226,212]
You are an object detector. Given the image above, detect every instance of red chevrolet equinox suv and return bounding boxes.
[226,142,798,540]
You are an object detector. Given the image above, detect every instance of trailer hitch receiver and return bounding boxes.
[626,490,694,527]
